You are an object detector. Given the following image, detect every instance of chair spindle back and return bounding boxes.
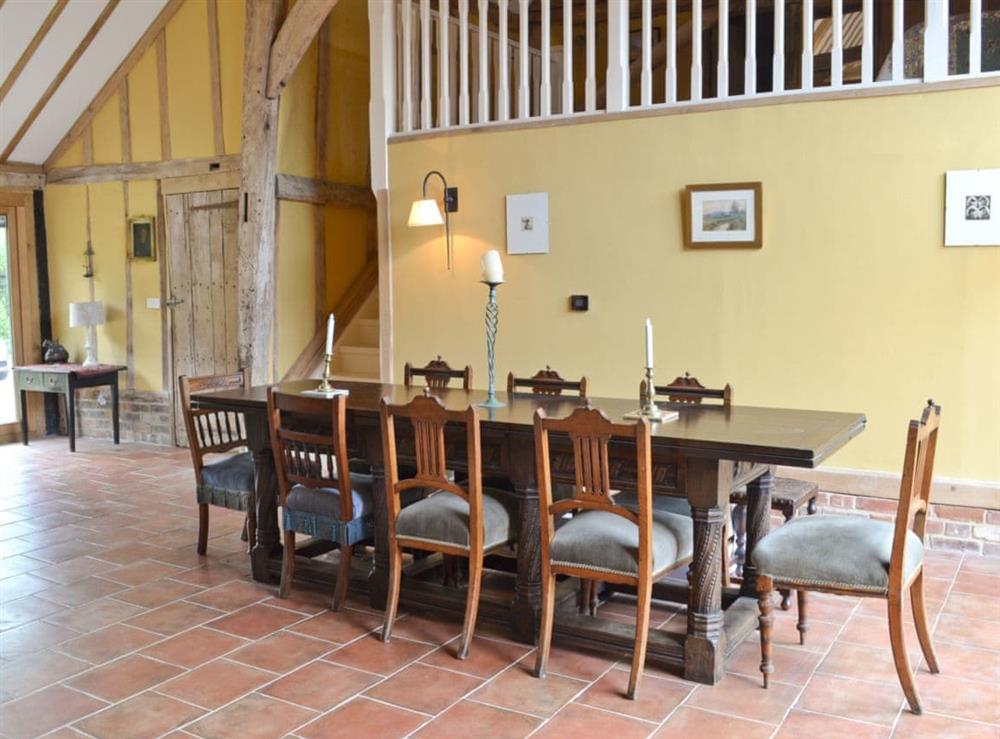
[179,370,251,478]
[644,372,732,406]
[403,356,473,390]
[267,389,355,522]
[507,366,588,397]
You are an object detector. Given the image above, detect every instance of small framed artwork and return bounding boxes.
[128,217,156,261]
[506,192,550,254]
[684,182,762,249]
[945,169,1000,246]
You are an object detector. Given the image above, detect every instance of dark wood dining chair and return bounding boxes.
[179,369,255,555]
[380,391,516,660]
[507,366,588,397]
[267,389,372,610]
[403,356,472,390]
[533,405,693,699]
[755,401,942,714]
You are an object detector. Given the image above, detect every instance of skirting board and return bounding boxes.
[776,465,999,511]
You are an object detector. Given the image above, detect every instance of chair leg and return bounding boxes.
[578,579,590,614]
[197,504,209,555]
[381,542,403,643]
[757,575,775,688]
[796,590,809,645]
[278,530,295,599]
[534,570,557,679]
[627,573,653,700]
[457,553,484,660]
[332,544,353,612]
[910,569,940,674]
[888,589,922,714]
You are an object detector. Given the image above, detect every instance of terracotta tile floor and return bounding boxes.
[1,439,999,739]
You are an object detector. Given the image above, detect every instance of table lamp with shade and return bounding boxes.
[68,301,105,367]
[408,170,458,270]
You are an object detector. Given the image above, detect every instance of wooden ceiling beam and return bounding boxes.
[0,0,69,106]
[44,0,184,170]
[2,0,120,163]
[265,0,340,98]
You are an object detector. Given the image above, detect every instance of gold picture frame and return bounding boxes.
[128,216,156,261]
[683,182,763,249]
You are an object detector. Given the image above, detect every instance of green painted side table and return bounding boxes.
[14,364,126,452]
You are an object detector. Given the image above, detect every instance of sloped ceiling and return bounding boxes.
[0,0,168,165]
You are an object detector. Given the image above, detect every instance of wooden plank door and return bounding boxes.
[165,189,239,444]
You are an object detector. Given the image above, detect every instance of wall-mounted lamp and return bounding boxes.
[408,170,458,269]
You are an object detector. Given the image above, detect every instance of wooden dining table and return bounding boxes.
[192,379,865,685]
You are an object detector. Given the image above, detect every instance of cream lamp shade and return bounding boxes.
[408,198,444,227]
[68,301,105,327]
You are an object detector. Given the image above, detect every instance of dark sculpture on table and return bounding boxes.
[43,339,69,364]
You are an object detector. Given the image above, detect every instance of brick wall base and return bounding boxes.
[65,389,174,446]
[810,491,1000,556]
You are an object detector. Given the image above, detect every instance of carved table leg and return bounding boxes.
[511,492,541,644]
[684,457,731,685]
[739,468,773,600]
[732,501,747,577]
[247,413,279,583]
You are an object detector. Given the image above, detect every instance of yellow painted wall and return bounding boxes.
[44,0,373,392]
[388,86,1000,482]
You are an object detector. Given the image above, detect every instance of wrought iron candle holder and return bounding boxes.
[625,366,678,422]
[477,281,504,408]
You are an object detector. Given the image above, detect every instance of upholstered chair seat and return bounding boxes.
[613,492,691,517]
[753,515,924,594]
[395,489,515,550]
[198,452,255,510]
[551,509,693,578]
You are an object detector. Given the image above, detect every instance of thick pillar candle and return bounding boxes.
[481,249,504,283]
[325,314,336,355]
[645,318,654,368]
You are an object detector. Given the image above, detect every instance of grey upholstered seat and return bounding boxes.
[551,509,693,577]
[753,515,924,594]
[613,492,691,517]
[285,476,374,520]
[201,452,255,493]
[395,489,515,549]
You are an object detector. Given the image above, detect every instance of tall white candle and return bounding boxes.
[325,313,336,355]
[645,318,654,368]
[480,249,504,283]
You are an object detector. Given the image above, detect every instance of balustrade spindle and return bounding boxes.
[459,0,469,124]
[666,0,677,102]
[717,0,729,98]
[773,0,784,92]
[439,0,450,127]
[563,0,573,114]
[971,0,983,74]
[478,0,489,121]
[541,0,551,115]
[745,0,756,95]
[420,0,432,128]
[402,0,414,131]
[519,0,530,118]
[585,0,596,111]
[692,0,703,102]
[498,0,510,120]
[831,0,843,87]
[861,0,873,83]
[891,0,903,81]
[924,0,949,81]
[641,0,652,106]
[607,0,629,110]
[801,0,812,90]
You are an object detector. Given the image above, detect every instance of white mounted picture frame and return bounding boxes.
[505,192,550,254]
[945,169,1000,247]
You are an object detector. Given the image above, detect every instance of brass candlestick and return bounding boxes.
[317,353,334,392]
[625,366,678,422]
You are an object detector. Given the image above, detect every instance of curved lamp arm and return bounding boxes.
[422,170,458,270]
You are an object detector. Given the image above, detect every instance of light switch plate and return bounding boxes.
[146,297,161,309]
[505,192,549,254]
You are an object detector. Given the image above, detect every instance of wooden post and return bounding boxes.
[370,0,396,382]
[238,0,282,381]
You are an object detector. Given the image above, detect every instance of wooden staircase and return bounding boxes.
[282,258,379,382]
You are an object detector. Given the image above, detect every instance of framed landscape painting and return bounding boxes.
[684,182,762,249]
